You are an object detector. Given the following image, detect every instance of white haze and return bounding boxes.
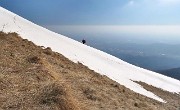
[46,25,180,44]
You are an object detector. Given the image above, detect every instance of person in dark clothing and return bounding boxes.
[82,39,86,44]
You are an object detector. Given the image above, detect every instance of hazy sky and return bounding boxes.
[1,0,180,25]
[47,25,180,43]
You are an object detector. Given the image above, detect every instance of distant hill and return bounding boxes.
[157,68,180,80]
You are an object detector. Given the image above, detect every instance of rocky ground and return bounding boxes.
[0,32,180,110]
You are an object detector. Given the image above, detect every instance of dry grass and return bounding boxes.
[135,81,180,110]
[0,32,179,110]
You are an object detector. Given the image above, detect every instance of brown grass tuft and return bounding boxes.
[27,56,41,64]
[43,47,53,55]
[36,82,76,110]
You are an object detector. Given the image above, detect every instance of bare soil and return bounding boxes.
[0,32,180,110]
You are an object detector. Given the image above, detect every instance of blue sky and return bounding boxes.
[0,0,180,25]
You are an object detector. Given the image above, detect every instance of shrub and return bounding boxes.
[83,88,97,101]
[43,47,53,55]
[27,56,41,64]
[39,83,65,105]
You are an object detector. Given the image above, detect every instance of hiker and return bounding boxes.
[82,39,86,44]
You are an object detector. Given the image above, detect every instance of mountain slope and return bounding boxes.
[0,32,180,110]
[0,6,180,102]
